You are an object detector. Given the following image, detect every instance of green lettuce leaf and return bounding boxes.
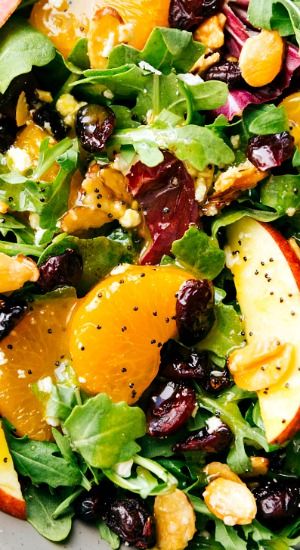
[243,104,288,136]
[171,226,225,279]
[0,18,56,93]
[64,394,146,469]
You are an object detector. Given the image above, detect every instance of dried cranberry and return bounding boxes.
[102,497,155,549]
[206,366,232,393]
[204,62,243,89]
[159,339,232,393]
[0,295,27,341]
[247,132,295,171]
[0,113,17,153]
[147,381,196,436]
[127,152,198,265]
[253,480,300,526]
[74,486,103,523]
[169,0,224,30]
[159,339,209,380]
[33,104,67,140]
[174,420,232,453]
[38,249,83,292]
[176,279,215,346]
[76,104,116,153]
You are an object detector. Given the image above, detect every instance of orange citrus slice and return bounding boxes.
[0,293,76,441]
[70,265,194,403]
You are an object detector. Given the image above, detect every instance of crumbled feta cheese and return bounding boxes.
[178,73,203,85]
[6,147,32,174]
[119,209,141,228]
[230,135,241,150]
[102,32,116,58]
[114,459,134,478]
[103,89,114,99]
[206,416,223,434]
[48,0,64,7]
[56,93,86,127]
[286,207,296,217]
[138,61,162,75]
[37,376,53,393]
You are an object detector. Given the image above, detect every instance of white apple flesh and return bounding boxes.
[226,217,300,444]
[0,0,22,28]
[0,421,26,519]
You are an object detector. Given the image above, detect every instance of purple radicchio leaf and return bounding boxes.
[127,151,199,265]
[213,2,300,119]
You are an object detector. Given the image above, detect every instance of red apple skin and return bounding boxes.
[274,411,300,445]
[261,222,300,290]
[259,223,300,444]
[0,488,26,520]
[0,0,22,28]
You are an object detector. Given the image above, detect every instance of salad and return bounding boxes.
[0,0,300,548]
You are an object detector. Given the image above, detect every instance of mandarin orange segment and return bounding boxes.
[88,0,171,68]
[70,265,194,403]
[30,0,88,58]
[15,123,58,182]
[0,294,76,441]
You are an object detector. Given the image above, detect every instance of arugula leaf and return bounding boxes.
[64,394,146,469]
[215,519,247,550]
[197,302,244,359]
[38,231,136,293]
[68,38,89,70]
[109,125,234,171]
[103,455,178,498]
[109,27,205,74]
[4,428,82,488]
[248,0,300,46]
[260,174,300,215]
[212,208,280,239]
[24,484,73,542]
[244,105,288,135]
[197,387,268,473]
[98,520,120,550]
[0,18,55,93]
[285,432,300,475]
[171,227,225,280]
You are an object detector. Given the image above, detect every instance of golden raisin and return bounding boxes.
[239,30,284,87]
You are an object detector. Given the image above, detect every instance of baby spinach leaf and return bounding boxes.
[171,227,225,280]
[5,429,82,488]
[140,27,205,73]
[0,18,55,93]
[98,520,121,550]
[68,38,89,70]
[260,174,300,215]
[24,484,73,542]
[244,105,288,135]
[64,394,146,469]
[248,0,300,46]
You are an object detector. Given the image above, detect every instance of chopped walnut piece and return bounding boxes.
[61,164,134,234]
[201,161,267,216]
[154,489,196,550]
[191,51,220,75]
[204,477,257,526]
[194,14,226,51]
[0,253,39,293]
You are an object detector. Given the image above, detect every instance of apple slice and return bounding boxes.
[225,217,300,444]
[0,421,26,519]
[0,0,22,28]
